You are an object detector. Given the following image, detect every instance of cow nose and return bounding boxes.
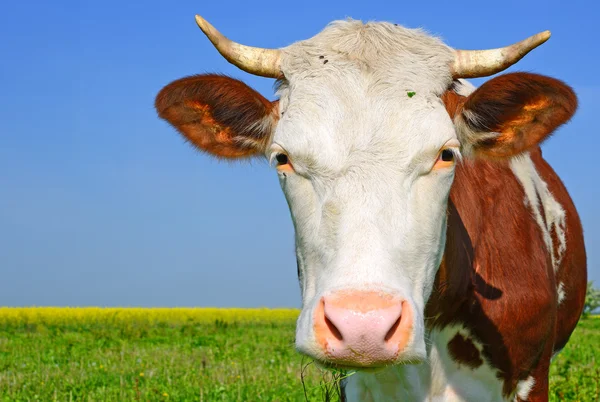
[314,291,413,367]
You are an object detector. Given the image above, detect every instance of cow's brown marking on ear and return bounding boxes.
[155,74,277,159]
[457,73,577,159]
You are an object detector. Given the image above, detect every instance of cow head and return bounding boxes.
[155,17,576,369]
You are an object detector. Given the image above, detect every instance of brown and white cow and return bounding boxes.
[155,16,587,401]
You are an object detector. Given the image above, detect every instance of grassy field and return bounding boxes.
[0,308,597,401]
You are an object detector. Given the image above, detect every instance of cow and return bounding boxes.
[155,16,587,401]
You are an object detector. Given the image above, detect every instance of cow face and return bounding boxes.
[155,20,576,369]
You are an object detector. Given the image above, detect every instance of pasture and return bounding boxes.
[0,308,597,401]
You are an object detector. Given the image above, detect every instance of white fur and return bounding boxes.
[344,365,429,401]
[453,79,477,97]
[273,20,457,364]
[428,326,506,402]
[515,376,536,401]
[343,325,515,401]
[453,112,501,158]
[509,153,567,272]
[557,282,566,305]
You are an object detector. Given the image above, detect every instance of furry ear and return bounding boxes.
[454,73,577,159]
[155,74,278,158]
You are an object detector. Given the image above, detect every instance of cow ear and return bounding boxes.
[454,73,577,159]
[155,74,278,159]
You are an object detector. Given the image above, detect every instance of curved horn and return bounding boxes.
[195,15,281,78]
[451,31,551,79]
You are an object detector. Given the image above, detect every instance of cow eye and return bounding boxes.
[272,152,294,172]
[433,147,459,170]
[441,149,454,162]
[275,153,289,165]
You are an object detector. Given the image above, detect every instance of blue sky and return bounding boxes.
[1,0,598,307]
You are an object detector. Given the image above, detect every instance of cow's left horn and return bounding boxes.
[195,15,282,78]
[451,31,551,79]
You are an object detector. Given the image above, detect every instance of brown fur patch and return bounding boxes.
[155,74,278,158]
[441,89,466,119]
[430,89,585,395]
[458,72,577,159]
[425,151,586,397]
[447,333,483,369]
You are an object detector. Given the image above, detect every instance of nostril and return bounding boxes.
[384,315,402,342]
[324,314,343,341]
[314,293,412,365]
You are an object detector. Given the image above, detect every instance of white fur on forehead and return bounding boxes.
[280,19,455,96]
[453,79,477,97]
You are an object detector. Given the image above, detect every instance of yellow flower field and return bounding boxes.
[0,307,300,326]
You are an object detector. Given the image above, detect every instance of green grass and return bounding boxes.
[0,310,597,401]
[549,317,600,401]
